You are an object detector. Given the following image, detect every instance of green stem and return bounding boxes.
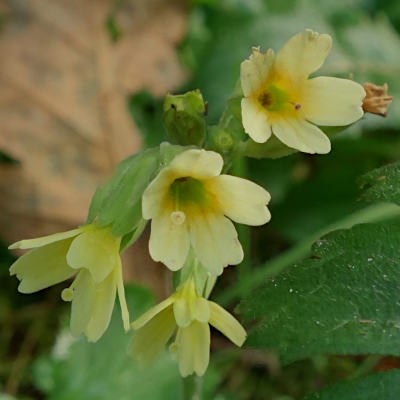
[217,202,400,305]
[182,375,202,400]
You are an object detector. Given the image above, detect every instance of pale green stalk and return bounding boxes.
[182,375,202,400]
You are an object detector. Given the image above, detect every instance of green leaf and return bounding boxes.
[241,221,400,364]
[360,162,400,205]
[305,369,400,400]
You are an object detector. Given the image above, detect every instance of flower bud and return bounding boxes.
[162,90,207,147]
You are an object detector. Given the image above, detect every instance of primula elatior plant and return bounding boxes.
[8,29,393,397]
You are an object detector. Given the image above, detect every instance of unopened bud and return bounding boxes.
[163,90,207,146]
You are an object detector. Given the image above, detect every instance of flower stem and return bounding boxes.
[182,375,202,400]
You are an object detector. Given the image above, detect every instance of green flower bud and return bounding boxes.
[207,126,235,155]
[162,90,207,147]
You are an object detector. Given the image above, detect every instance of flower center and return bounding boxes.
[258,84,301,112]
[169,177,208,224]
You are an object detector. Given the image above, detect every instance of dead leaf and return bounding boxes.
[0,0,187,295]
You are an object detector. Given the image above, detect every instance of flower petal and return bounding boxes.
[275,30,332,79]
[70,270,96,337]
[241,98,272,143]
[169,149,223,180]
[209,301,247,347]
[115,258,130,332]
[131,299,174,330]
[190,212,244,276]
[66,226,120,283]
[10,239,75,294]
[208,175,271,226]
[303,76,365,126]
[177,321,210,377]
[9,228,83,250]
[240,47,275,97]
[142,168,175,220]
[272,117,331,154]
[192,297,210,324]
[85,269,117,342]
[149,211,190,271]
[173,297,192,328]
[129,306,176,366]
[173,296,210,328]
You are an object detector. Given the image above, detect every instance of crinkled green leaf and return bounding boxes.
[241,221,400,364]
[305,369,400,400]
[360,162,400,205]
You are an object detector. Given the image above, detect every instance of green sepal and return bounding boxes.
[86,185,107,224]
[206,96,246,169]
[87,148,159,237]
[158,142,192,168]
[120,218,148,252]
[243,125,349,159]
[178,250,210,297]
[162,90,207,147]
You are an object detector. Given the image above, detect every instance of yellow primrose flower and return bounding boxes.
[142,148,271,275]
[130,278,246,377]
[9,224,129,342]
[240,29,366,154]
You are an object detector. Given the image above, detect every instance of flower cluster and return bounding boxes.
[9,30,368,377]
[9,224,129,342]
[130,277,246,377]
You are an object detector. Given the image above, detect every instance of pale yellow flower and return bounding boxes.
[240,29,366,154]
[9,224,129,342]
[130,278,246,377]
[142,148,271,275]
